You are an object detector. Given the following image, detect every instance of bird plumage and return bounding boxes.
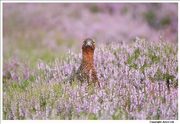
[69,38,100,87]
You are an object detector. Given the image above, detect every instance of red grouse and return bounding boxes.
[69,38,100,87]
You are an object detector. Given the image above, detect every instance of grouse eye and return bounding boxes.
[82,38,86,44]
[92,39,95,44]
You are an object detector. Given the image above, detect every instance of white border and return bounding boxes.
[1,0,3,123]
[1,0,179,3]
[1,120,180,124]
[178,1,180,122]
[1,1,179,124]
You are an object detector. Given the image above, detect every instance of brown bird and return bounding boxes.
[69,38,100,87]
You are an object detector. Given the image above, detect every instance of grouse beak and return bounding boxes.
[86,40,92,46]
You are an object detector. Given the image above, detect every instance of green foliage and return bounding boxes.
[88,114,98,120]
[90,5,99,13]
[148,49,160,63]
[112,110,123,120]
[126,48,140,64]
[134,48,140,60]
[154,107,161,120]
[121,6,129,15]
[143,10,157,29]
[162,95,166,104]
[138,105,141,112]
[161,17,171,26]
[163,74,175,81]
[143,11,171,29]
[21,80,31,90]
[140,61,149,74]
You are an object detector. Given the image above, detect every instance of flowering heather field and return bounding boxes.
[3,37,178,120]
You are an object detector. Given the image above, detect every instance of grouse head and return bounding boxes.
[81,38,96,63]
[82,38,95,53]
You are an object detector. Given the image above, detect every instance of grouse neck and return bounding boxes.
[82,52,94,65]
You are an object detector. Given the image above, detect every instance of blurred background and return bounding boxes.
[3,3,178,67]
